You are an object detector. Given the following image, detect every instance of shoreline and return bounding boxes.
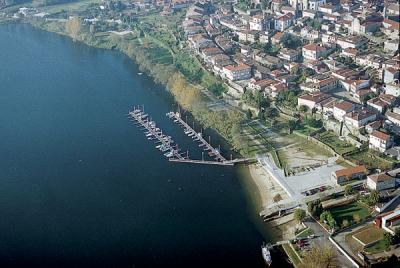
[245,163,298,241]
[2,20,293,241]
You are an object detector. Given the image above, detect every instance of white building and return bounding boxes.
[302,44,328,61]
[369,130,394,152]
[274,13,294,31]
[222,64,251,81]
[249,14,265,31]
[385,83,400,97]
[367,172,396,191]
[344,108,377,129]
[308,0,326,10]
[333,101,356,122]
[381,210,400,235]
[386,111,400,126]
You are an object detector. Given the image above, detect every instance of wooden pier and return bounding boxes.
[129,107,185,160]
[167,111,227,162]
[128,106,255,166]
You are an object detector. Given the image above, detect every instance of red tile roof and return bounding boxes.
[303,44,327,52]
[370,130,391,141]
[334,165,366,178]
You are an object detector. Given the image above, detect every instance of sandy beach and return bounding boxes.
[248,163,288,209]
[248,163,301,241]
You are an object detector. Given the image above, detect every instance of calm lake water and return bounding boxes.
[0,24,289,268]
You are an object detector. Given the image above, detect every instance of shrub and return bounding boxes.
[353,214,361,224]
[294,208,306,223]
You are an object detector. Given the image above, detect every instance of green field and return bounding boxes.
[315,131,355,155]
[330,202,370,226]
[346,150,395,170]
[147,46,173,65]
[295,124,319,136]
[365,238,389,253]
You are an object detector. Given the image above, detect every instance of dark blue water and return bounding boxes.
[0,24,272,268]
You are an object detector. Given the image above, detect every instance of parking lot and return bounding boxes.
[259,155,343,198]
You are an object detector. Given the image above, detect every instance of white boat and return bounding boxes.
[164,151,174,157]
[138,72,143,75]
[261,243,272,266]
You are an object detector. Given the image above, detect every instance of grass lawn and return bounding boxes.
[296,227,314,239]
[346,150,395,170]
[40,0,102,13]
[147,46,173,65]
[295,124,319,136]
[329,202,370,227]
[353,225,384,246]
[346,225,388,254]
[282,243,301,266]
[365,238,389,254]
[315,131,355,155]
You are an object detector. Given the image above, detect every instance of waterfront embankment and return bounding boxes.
[247,164,298,241]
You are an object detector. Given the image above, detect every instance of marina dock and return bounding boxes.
[128,106,254,166]
[129,107,185,160]
[166,111,226,162]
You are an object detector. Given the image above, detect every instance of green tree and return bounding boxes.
[366,190,380,206]
[384,232,394,248]
[304,117,322,128]
[299,243,337,268]
[246,109,252,120]
[344,185,354,196]
[299,105,308,113]
[308,200,323,218]
[265,107,279,119]
[360,92,377,105]
[294,208,306,223]
[287,119,299,133]
[320,211,336,228]
[353,214,361,224]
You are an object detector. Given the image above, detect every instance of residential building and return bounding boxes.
[278,48,301,62]
[381,210,400,235]
[367,172,396,191]
[384,67,400,84]
[249,14,265,31]
[333,101,356,122]
[222,63,252,81]
[271,32,289,45]
[331,165,367,185]
[367,97,389,113]
[274,13,294,31]
[369,130,394,152]
[385,82,400,97]
[344,108,377,129]
[386,111,400,126]
[302,44,328,61]
[297,92,331,110]
[308,0,326,10]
